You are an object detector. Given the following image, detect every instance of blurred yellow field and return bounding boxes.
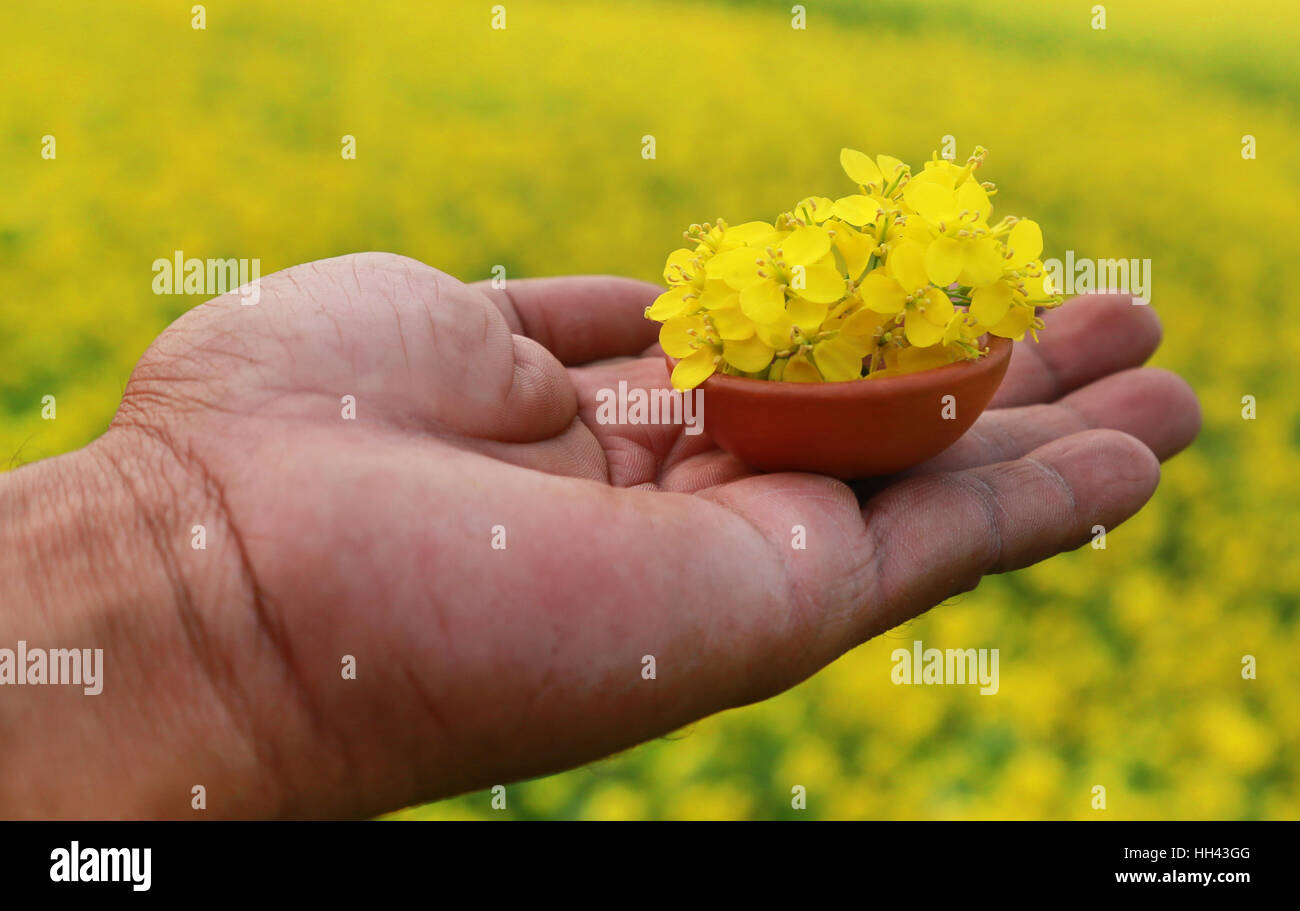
[2,0,1297,819]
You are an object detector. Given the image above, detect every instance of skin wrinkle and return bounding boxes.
[860,502,890,622]
[372,262,413,379]
[160,321,262,372]
[504,339,541,435]
[259,278,303,375]
[449,415,609,482]
[491,282,531,340]
[90,427,283,807]
[974,411,1023,460]
[409,267,444,370]
[567,384,662,486]
[140,423,335,803]
[110,400,373,817]
[309,264,356,357]
[863,485,937,626]
[603,437,655,487]
[478,286,498,362]
[1049,397,1090,438]
[699,483,816,686]
[514,632,564,745]
[1023,454,1079,516]
[118,360,329,422]
[402,260,452,370]
[744,479,881,647]
[190,448,353,780]
[656,422,706,486]
[803,487,880,633]
[972,403,1081,464]
[319,286,350,353]
[942,471,1006,583]
[1028,337,1070,401]
[397,662,455,777]
[183,455,325,818]
[575,414,614,484]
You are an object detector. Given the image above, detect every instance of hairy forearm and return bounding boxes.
[0,434,280,818]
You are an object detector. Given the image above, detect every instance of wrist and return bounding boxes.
[0,429,271,818]
[3,432,185,622]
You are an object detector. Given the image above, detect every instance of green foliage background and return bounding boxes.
[2,0,1297,818]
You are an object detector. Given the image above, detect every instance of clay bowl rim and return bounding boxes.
[670,335,1012,400]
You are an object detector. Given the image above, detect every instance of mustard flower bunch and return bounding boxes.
[647,146,1064,390]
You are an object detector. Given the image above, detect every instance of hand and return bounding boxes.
[0,253,1199,818]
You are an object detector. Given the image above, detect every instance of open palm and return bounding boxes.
[100,252,1198,818]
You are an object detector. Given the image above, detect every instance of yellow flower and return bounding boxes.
[858,240,954,347]
[646,145,1061,387]
[903,177,1003,287]
[831,193,891,229]
[984,303,1036,340]
[660,315,720,389]
[645,247,706,320]
[782,349,823,383]
[891,343,957,374]
[829,220,877,280]
[840,147,909,195]
[724,333,776,373]
[967,219,1062,339]
[706,224,845,323]
[791,196,835,224]
[812,333,871,381]
[661,310,775,387]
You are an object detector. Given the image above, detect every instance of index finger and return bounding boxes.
[471,275,661,366]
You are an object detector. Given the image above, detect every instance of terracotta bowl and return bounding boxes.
[670,336,1012,478]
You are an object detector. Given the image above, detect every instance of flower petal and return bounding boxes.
[832,223,875,280]
[970,282,1014,326]
[755,313,795,349]
[783,351,823,383]
[903,180,957,226]
[920,286,954,326]
[955,180,992,224]
[988,304,1035,340]
[960,237,1005,287]
[710,306,755,340]
[841,307,885,348]
[722,221,778,246]
[888,239,931,291]
[812,335,866,381]
[670,347,718,390]
[780,225,832,266]
[831,195,881,227]
[697,280,738,310]
[663,248,697,284]
[706,244,765,288]
[787,296,829,333]
[923,236,963,286]
[646,287,693,321]
[1007,219,1043,268]
[739,280,787,323]
[904,309,945,347]
[792,259,846,304]
[659,315,709,358]
[896,344,954,374]
[840,148,883,188]
[876,154,909,185]
[723,334,775,373]
[861,270,907,314]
